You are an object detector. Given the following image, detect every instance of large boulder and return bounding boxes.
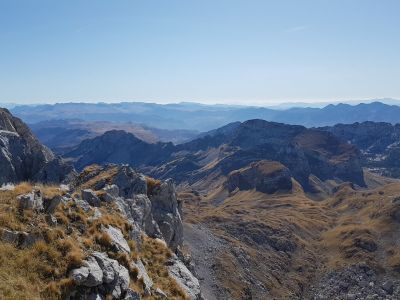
[70,252,130,299]
[1,229,43,248]
[226,160,293,194]
[17,190,43,211]
[103,225,131,254]
[149,179,183,251]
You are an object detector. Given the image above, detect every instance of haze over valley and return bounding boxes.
[1,1,400,299]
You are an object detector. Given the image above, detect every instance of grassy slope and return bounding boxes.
[182,177,400,299]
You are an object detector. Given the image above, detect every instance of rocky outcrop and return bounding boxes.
[130,259,153,296]
[70,252,130,299]
[149,179,184,251]
[0,108,75,185]
[112,165,147,198]
[226,160,293,194]
[114,193,162,243]
[103,225,131,254]
[68,164,197,298]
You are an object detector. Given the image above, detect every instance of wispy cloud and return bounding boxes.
[285,25,308,33]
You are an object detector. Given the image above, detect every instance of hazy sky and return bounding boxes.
[0,0,399,105]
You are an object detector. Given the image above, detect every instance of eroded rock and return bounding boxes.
[81,189,101,207]
[150,179,183,251]
[70,252,130,299]
[104,225,131,254]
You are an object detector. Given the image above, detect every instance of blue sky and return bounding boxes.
[0,0,399,105]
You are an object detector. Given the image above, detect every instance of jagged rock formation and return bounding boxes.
[0,108,75,185]
[226,160,293,194]
[67,164,199,299]
[0,162,201,299]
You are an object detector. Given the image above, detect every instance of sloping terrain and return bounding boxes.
[0,164,201,300]
[182,167,400,299]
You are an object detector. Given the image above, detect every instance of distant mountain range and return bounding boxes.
[9,100,400,131]
[29,119,198,154]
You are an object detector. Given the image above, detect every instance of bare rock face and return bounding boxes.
[149,179,183,251]
[113,165,147,198]
[226,160,293,194]
[81,189,101,207]
[114,193,162,243]
[103,225,131,254]
[0,108,75,184]
[17,190,44,211]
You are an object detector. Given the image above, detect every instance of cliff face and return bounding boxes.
[0,108,75,184]
[226,160,293,194]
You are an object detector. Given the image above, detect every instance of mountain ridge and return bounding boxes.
[11,100,400,131]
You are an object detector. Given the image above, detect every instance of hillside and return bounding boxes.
[0,164,201,299]
[65,119,365,191]
[320,122,400,178]
[182,170,400,299]
[11,101,400,131]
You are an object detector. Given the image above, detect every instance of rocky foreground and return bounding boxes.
[0,164,201,299]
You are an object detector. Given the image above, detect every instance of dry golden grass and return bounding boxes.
[181,177,400,299]
[139,237,188,300]
[75,165,119,191]
[146,176,161,196]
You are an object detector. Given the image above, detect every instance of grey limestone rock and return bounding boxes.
[81,189,101,207]
[103,225,131,254]
[149,179,183,251]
